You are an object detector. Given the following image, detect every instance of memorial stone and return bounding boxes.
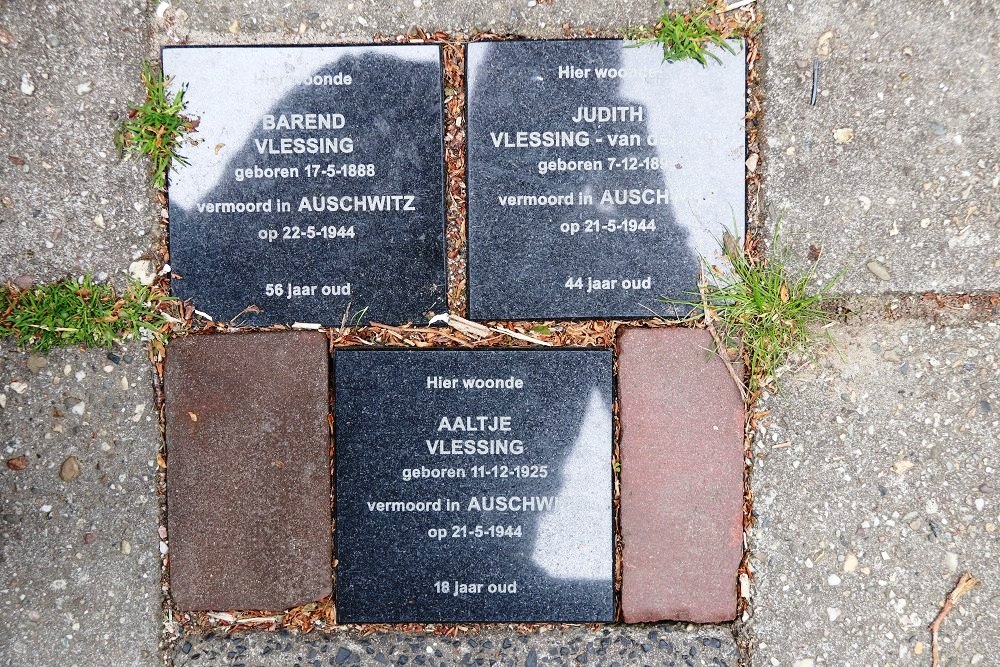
[162,45,446,325]
[466,39,745,320]
[334,349,614,623]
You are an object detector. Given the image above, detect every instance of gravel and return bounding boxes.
[173,624,739,666]
[748,320,999,665]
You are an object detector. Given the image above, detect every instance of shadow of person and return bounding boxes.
[467,40,700,319]
[169,49,446,326]
[334,350,614,623]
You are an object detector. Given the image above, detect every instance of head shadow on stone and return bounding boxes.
[467,40,700,318]
[169,50,446,326]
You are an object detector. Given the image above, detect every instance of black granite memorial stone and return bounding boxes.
[162,46,446,325]
[466,39,746,320]
[334,349,614,623]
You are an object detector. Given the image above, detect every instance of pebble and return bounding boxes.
[826,607,841,622]
[945,552,958,573]
[75,81,92,95]
[128,259,157,286]
[833,127,854,144]
[59,456,81,481]
[843,553,858,573]
[13,275,34,290]
[70,401,85,416]
[20,73,35,95]
[793,659,815,667]
[10,381,28,394]
[120,540,132,555]
[27,355,48,373]
[867,260,891,281]
[828,574,842,586]
[6,455,28,470]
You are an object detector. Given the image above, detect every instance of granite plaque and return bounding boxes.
[162,46,446,325]
[466,39,745,320]
[334,349,614,623]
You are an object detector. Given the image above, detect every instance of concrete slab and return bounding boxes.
[160,0,683,41]
[762,0,999,295]
[0,1,158,286]
[0,343,162,667]
[748,320,999,665]
[173,624,739,666]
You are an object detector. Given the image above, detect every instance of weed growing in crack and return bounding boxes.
[115,62,195,190]
[0,276,177,352]
[628,3,736,65]
[661,226,841,393]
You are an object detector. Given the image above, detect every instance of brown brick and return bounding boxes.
[619,328,744,623]
[165,332,331,611]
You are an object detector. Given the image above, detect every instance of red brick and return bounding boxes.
[619,328,744,623]
[165,332,331,611]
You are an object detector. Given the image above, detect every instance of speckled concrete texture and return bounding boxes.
[158,0,689,42]
[172,625,740,666]
[0,1,158,286]
[165,332,331,611]
[761,0,999,295]
[748,320,999,665]
[0,343,162,667]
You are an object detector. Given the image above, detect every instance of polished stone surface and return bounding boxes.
[162,45,446,325]
[466,39,745,320]
[334,349,613,623]
[165,332,332,611]
[618,328,744,623]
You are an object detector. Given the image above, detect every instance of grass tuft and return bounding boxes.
[115,62,194,190]
[629,3,736,65]
[0,276,177,352]
[661,226,840,393]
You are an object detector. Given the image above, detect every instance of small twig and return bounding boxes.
[368,322,406,340]
[228,304,261,327]
[929,572,981,667]
[338,300,353,334]
[699,277,748,403]
[719,0,756,12]
[490,325,552,347]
